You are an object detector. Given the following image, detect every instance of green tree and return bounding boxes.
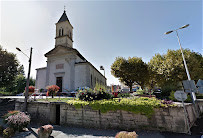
[149,49,203,96]
[15,74,26,93]
[111,57,149,91]
[17,65,25,76]
[29,77,35,86]
[0,46,19,88]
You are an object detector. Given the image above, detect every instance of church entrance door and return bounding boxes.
[56,77,63,92]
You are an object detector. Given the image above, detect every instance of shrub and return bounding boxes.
[6,112,30,131]
[3,127,15,138]
[112,92,119,98]
[161,83,177,99]
[161,99,173,105]
[118,93,131,98]
[46,85,60,98]
[66,97,176,117]
[77,91,113,101]
[94,82,106,92]
[77,91,95,101]
[3,110,20,124]
[169,90,192,103]
[25,86,35,95]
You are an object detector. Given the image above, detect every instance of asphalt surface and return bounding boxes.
[11,125,202,138]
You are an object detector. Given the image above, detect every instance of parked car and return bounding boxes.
[153,89,162,99]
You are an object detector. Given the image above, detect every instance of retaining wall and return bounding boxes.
[15,100,203,133]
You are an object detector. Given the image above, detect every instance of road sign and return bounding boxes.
[197,87,203,94]
[182,80,197,93]
[196,79,203,94]
[196,79,203,87]
[174,91,187,101]
[174,90,191,134]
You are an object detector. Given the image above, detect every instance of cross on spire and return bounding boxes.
[64,5,66,12]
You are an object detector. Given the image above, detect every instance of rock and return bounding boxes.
[115,131,138,138]
[37,124,53,138]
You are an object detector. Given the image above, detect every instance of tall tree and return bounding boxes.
[111,57,149,91]
[0,46,19,88]
[17,65,25,76]
[149,49,203,90]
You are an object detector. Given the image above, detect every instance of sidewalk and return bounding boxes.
[13,125,201,138]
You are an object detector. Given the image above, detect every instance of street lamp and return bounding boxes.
[100,66,105,77]
[16,47,33,111]
[164,24,196,103]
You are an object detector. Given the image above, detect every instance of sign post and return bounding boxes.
[182,80,199,118]
[174,91,191,135]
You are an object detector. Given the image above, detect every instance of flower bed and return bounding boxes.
[66,97,176,117]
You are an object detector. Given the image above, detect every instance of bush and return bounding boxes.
[3,110,20,124]
[66,97,176,117]
[117,93,131,98]
[46,85,60,98]
[161,83,177,99]
[77,91,113,101]
[5,112,30,131]
[169,91,192,103]
[77,91,95,101]
[3,127,15,138]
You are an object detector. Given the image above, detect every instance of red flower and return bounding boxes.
[25,86,35,92]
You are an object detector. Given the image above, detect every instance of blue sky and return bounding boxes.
[0,0,202,85]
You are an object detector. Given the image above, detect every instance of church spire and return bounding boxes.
[57,9,70,23]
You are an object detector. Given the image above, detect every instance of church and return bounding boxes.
[35,10,106,92]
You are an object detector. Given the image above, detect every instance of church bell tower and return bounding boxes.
[55,10,73,48]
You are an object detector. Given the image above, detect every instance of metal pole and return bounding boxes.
[175,30,196,102]
[24,47,33,111]
[181,95,191,135]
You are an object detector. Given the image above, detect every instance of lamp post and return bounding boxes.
[164,24,196,103]
[100,66,105,77]
[16,47,33,111]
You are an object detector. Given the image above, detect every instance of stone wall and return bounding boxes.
[15,101,203,133]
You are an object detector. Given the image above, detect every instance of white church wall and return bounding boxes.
[47,56,71,91]
[75,56,84,63]
[75,63,88,89]
[89,64,106,89]
[35,68,47,90]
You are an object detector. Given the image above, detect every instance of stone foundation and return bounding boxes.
[15,100,203,133]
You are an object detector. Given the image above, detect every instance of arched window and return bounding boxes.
[61,29,64,36]
[70,32,72,38]
[91,75,93,86]
[59,29,61,36]
[59,28,63,36]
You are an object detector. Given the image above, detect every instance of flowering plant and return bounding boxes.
[25,86,35,95]
[6,112,30,131]
[3,110,20,124]
[161,99,173,105]
[25,86,35,92]
[46,85,60,98]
